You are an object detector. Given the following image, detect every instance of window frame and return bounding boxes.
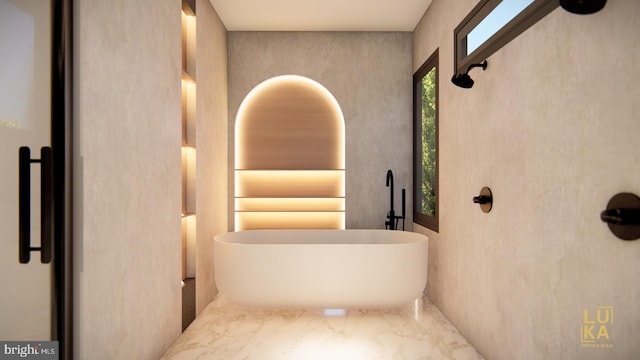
[413,49,439,232]
[454,0,559,74]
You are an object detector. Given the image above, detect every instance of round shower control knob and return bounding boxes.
[473,187,493,213]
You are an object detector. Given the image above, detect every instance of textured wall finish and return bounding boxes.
[414,0,640,359]
[228,32,413,230]
[73,0,182,358]
[195,0,228,315]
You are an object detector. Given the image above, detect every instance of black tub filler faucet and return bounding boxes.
[385,169,405,231]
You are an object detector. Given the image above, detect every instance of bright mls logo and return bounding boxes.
[0,341,57,359]
[581,306,613,348]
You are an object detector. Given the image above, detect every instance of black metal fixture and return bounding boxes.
[385,170,406,230]
[560,0,606,14]
[600,193,640,240]
[451,60,488,89]
[473,187,493,213]
[19,147,53,264]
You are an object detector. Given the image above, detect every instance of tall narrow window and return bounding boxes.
[413,50,438,231]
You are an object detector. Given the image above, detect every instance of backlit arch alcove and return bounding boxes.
[235,75,345,231]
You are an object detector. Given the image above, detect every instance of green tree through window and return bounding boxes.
[413,50,438,231]
[421,67,436,216]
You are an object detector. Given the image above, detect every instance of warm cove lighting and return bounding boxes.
[235,198,345,212]
[235,170,345,198]
[235,75,345,170]
[234,75,346,231]
[235,211,345,231]
[181,146,196,214]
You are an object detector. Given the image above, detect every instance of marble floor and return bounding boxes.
[161,295,484,360]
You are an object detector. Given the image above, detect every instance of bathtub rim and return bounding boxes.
[214,228,428,245]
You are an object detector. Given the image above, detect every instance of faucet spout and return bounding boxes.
[386,170,395,230]
[386,170,394,212]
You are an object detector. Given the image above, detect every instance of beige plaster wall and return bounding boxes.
[73,0,182,358]
[195,0,228,315]
[414,0,640,358]
[228,32,413,230]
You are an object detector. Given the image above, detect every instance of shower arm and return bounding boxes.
[466,62,487,73]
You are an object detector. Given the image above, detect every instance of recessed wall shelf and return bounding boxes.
[234,75,345,231]
[181,0,196,280]
[181,0,197,333]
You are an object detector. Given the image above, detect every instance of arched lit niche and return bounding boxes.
[235,75,345,231]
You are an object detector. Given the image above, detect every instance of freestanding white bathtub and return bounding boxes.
[214,229,428,309]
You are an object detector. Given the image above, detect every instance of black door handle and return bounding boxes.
[19,146,53,264]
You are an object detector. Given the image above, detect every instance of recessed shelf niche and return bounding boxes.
[235,75,345,231]
[181,0,196,280]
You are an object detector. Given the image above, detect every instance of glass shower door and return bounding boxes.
[0,0,53,341]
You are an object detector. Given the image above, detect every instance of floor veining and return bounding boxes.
[161,295,484,360]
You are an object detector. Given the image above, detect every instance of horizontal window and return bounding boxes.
[454,0,558,74]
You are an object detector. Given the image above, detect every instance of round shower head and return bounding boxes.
[451,74,474,89]
[560,0,607,14]
[451,61,487,89]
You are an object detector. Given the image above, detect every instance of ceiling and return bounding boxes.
[208,0,434,32]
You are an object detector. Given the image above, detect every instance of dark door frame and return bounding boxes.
[51,0,73,358]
